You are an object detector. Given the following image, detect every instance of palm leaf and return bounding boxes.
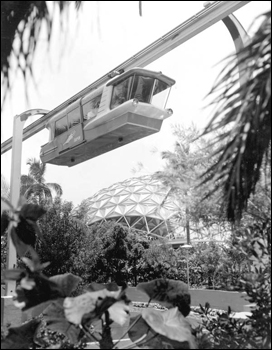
[46,183,63,197]
[200,11,271,220]
[1,1,83,109]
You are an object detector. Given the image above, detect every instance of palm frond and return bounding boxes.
[24,183,53,203]
[1,1,83,109]
[27,158,46,183]
[200,11,271,220]
[46,182,63,197]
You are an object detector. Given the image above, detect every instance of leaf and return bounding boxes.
[1,210,10,236]
[141,307,197,348]
[15,216,38,246]
[13,273,63,311]
[20,203,46,221]
[50,273,82,297]
[205,302,210,311]
[128,315,150,343]
[64,289,124,326]
[108,300,130,326]
[43,302,80,343]
[2,269,25,282]
[199,303,205,314]
[10,227,29,257]
[137,279,191,316]
[1,319,40,349]
[1,197,14,215]
[228,306,232,315]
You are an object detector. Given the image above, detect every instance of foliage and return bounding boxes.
[20,158,62,206]
[153,124,230,244]
[1,1,83,108]
[200,11,271,220]
[35,198,86,277]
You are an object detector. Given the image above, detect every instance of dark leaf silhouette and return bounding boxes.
[1,210,10,235]
[14,216,37,246]
[13,272,82,311]
[1,319,41,349]
[10,227,29,257]
[137,279,191,316]
[20,203,46,221]
[14,273,63,311]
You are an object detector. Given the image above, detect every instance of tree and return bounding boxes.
[200,11,271,221]
[153,124,230,243]
[35,197,86,276]
[20,157,62,205]
[1,1,83,108]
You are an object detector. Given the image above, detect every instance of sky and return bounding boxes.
[1,1,271,207]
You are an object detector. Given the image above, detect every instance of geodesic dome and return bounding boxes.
[84,175,182,239]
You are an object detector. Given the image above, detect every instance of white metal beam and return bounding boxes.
[1,1,250,155]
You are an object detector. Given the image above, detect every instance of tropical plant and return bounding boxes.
[20,157,62,205]
[35,198,86,277]
[153,124,229,243]
[1,1,83,108]
[1,198,197,349]
[200,11,271,221]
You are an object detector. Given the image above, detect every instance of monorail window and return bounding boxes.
[151,80,171,109]
[83,95,101,120]
[110,74,171,110]
[110,77,133,109]
[55,116,68,137]
[68,109,81,128]
[131,76,154,103]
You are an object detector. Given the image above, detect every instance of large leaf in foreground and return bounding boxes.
[1,319,40,349]
[64,288,130,326]
[50,273,82,297]
[137,279,191,316]
[128,310,197,349]
[43,302,81,343]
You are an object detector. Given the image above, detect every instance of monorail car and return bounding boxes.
[40,68,175,167]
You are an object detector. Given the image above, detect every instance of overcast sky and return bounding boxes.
[1,1,271,206]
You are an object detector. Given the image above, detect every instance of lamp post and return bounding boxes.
[5,109,49,296]
[181,244,192,290]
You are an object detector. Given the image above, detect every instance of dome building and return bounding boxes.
[84,175,184,240]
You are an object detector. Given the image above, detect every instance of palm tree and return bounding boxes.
[1,1,83,108]
[20,157,62,205]
[200,11,271,221]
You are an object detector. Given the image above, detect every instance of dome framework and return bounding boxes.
[85,175,182,239]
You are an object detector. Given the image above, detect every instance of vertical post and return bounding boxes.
[5,109,49,297]
[5,114,26,296]
[186,249,190,289]
[181,244,192,290]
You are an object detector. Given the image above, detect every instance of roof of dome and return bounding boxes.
[85,175,181,227]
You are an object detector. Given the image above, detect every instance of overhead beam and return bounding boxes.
[1,1,250,155]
